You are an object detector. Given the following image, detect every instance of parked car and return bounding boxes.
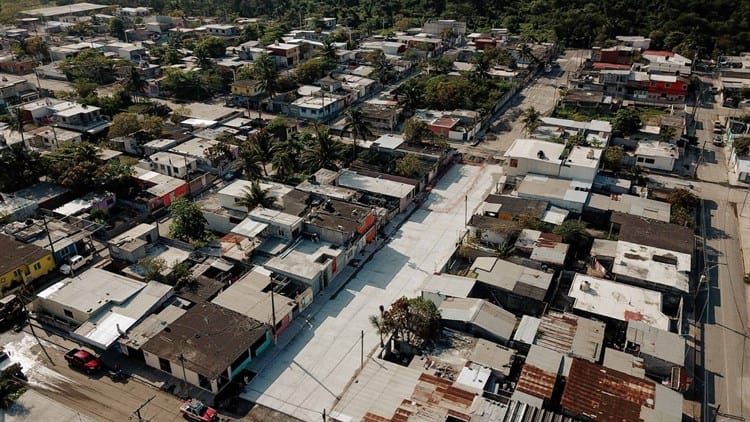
[713,135,724,146]
[60,255,92,275]
[64,348,102,374]
[180,400,218,422]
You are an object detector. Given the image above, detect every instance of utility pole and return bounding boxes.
[132,395,155,422]
[178,353,189,399]
[270,287,277,344]
[464,195,468,226]
[18,292,53,365]
[360,330,364,369]
[40,214,56,256]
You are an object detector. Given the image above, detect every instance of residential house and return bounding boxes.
[204,24,238,37]
[296,169,360,202]
[585,192,672,224]
[266,42,300,66]
[568,274,673,332]
[132,166,188,212]
[422,20,467,36]
[142,302,270,395]
[108,223,159,263]
[33,268,172,349]
[511,344,569,408]
[591,45,635,65]
[0,74,37,112]
[4,217,96,265]
[561,358,682,421]
[438,297,517,344]
[217,179,292,214]
[515,174,592,213]
[503,139,602,182]
[212,267,312,337]
[26,126,82,150]
[337,169,417,213]
[0,193,37,222]
[118,304,186,360]
[169,137,239,175]
[633,140,678,171]
[299,197,377,246]
[414,109,482,142]
[420,273,475,305]
[469,257,554,316]
[263,238,343,295]
[480,195,548,221]
[12,182,71,210]
[22,99,110,136]
[231,80,259,104]
[0,55,36,75]
[53,192,115,217]
[626,320,686,380]
[466,214,521,247]
[245,207,303,241]
[615,36,651,50]
[104,42,146,62]
[513,311,605,362]
[513,229,569,267]
[195,192,246,234]
[290,93,347,120]
[609,212,695,256]
[141,151,199,179]
[536,117,612,146]
[0,234,55,293]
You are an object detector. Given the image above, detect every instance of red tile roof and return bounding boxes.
[643,50,674,57]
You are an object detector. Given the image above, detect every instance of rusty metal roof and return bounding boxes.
[536,312,605,362]
[561,358,656,422]
[515,345,565,400]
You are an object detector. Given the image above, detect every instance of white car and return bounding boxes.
[60,255,92,275]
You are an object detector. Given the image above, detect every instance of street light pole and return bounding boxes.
[179,353,189,398]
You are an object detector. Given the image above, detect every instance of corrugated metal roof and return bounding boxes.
[561,358,656,422]
[515,345,564,400]
[535,312,605,362]
[626,320,685,366]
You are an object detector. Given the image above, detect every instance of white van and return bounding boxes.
[60,255,92,275]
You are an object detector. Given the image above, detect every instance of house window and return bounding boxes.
[198,373,212,390]
[650,81,656,87]
[64,309,74,318]
[32,262,42,271]
[13,269,22,278]
[665,83,671,88]
[509,159,518,168]
[637,157,644,162]
[278,229,285,236]
[158,357,171,372]
[60,248,71,257]
[644,158,655,164]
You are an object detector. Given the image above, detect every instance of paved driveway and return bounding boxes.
[241,163,502,421]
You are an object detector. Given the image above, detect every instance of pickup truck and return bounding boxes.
[180,399,218,422]
[64,349,101,373]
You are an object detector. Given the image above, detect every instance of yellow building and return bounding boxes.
[0,235,55,293]
[231,80,259,97]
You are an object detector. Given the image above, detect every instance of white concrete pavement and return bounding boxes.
[240,163,502,421]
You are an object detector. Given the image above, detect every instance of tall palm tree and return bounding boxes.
[253,52,279,117]
[472,52,493,81]
[271,148,295,181]
[6,107,25,147]
[236,181,277,211]
[397,83,422,117]
[369,314,390,347]
[123,66,148,102]
[320,38,337,64]
[301,124,344,172]
[250,129,275,176]
[521,107,542,135]
[240,148,264,180]
[342,107,372,162]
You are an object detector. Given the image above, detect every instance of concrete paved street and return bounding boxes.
[241,163,502,421]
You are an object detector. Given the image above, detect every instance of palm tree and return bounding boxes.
[342,107,372,162]
[369,314,390,348]
[301,124,344,172]
[271,148,295,181]
[253,52,279,117]
[521,107,542,135]
[320,38,337,64]
[472,52,493,81]
[368,50,394,84]
[236,180,277,211]
[6,107,25,147]
[249,129,275,176]
[240,148,264,180]
[123,66,148,102]
[397,83,422,117]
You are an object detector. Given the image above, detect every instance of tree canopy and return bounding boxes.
[379,297,441,347]
[168,198,207,242]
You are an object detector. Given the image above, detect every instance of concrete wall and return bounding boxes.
[635,154,675,171]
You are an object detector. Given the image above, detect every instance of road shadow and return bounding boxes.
[703,200,731,240]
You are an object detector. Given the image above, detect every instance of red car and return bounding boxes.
[179,399,218,422]
[63,349,101,374]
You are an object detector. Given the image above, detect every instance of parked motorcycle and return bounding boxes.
[108,364,126,382]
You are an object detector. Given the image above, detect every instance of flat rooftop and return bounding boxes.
[516,174,591,206]
[612,240,691,293]
[422,273,475,299]
[264,239,341,283]
[611,212,695,255]
[586,193,671,223]
[338,169,415,199]
[21,2,108,17]
[219,179,292,201]
[635,141,679,159]
[121,304,186,351]
[626,320,685,366]
[569,274,670,331]
[37,268,145,317]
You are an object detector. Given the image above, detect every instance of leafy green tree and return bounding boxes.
[611,107,642,136]
[254,52,279,102]
[403,118,431,145]
[44,142,104,193]
[247,129,274,176]
[342,107,372,162]
[320,38,337,64]
[553,220,592,257]
[397,83,423,116]
[271,147,296,181]
[109,17,126,40]
[367,50,394,84]
[73,79,97,99]
[380,297,441,347]
[521,107,542,135]
[160,68,212,100]
[108,113,163,139]
[0,363,26,410]
[667,188,698,210]
[301,124,344,172]
[194,36,226,58]
[25,37,49,62]
[602,146,624,171]
[168,198,207,242]
[123,66,148,102]
[168,261,196,290]
[139,256,167,282]
[60,49,119,84]
[0,144,45,192]
[395,153,421,178]
[295,58,326,84]
[236,180,277,211]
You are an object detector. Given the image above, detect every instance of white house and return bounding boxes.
[504,139,602,183]
[634,141,678,171]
